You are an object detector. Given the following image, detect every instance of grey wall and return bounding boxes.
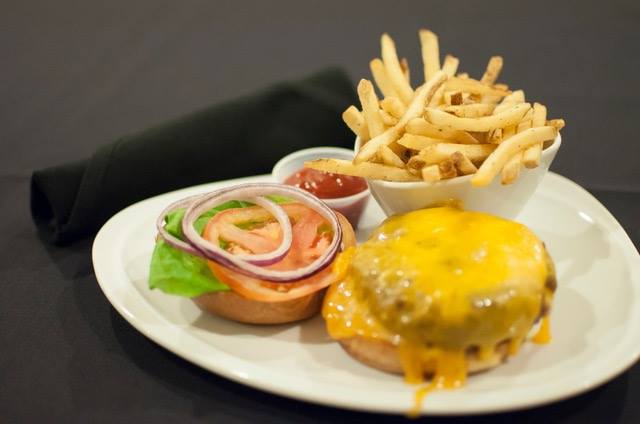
[2,0,639,191]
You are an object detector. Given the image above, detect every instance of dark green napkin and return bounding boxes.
[31,68,356,244]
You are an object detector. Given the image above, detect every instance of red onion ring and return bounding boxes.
[181,183,342,283]
[156,191,292,266]
[156,194,205,258]
[190,194,293,267]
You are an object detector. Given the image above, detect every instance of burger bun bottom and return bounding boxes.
[339,337,509,376]
[192,290,324,325]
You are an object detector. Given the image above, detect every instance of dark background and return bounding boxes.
[2,0,639,422]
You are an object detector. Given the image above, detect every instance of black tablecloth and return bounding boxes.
[2,0,639,422]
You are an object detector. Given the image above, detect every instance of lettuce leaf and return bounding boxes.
[148,197,288,297]
[149,239,229,297]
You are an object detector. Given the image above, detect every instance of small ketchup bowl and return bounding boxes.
[272,147,371,229]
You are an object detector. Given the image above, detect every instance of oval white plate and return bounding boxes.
[92,173,640,416]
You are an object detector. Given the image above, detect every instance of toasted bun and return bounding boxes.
[339,337,509,375]
[192,290,325,325]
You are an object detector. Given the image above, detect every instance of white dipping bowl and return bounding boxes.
[272,147,371,228]
[357,134,561,219]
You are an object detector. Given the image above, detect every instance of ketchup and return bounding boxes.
[284,167,368,199]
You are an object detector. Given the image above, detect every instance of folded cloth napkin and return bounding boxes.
[31,68,356,244]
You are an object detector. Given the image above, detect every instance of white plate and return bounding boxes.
[92,173,640,416]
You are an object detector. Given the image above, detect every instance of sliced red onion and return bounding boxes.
[181,183,342,282]
[156,192,292,266]
[193,195,293,267]
[156,194,205,258]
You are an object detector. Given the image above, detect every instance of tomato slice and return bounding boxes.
[203,203,356,302]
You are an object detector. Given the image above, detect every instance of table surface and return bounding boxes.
[2,0,639,422]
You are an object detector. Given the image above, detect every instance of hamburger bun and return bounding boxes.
[339,337,509,376]
[192,289,325,325]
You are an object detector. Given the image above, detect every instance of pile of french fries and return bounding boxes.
[306,29,565,186]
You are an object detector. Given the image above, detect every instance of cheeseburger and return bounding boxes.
[323,206,556,391]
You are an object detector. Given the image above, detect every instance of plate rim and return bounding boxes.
[92,172,640,416]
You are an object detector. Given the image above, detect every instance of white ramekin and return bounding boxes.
[272,147,371,228]
[357,134,562,219]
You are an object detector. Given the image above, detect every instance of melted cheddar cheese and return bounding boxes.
[322,207,555,411]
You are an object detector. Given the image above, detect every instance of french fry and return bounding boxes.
[406,117,480,144]
[338,29,565,188]
[398,133,442,150]
[380,109,399,126]
[471,126,557,186]
[500,116,535,185]
[442,103,496,118]
[488,128,502,143]
[493,90,525,114]
[431,143,496,163]
[503,89,526,104]
[547,119,566,130]
[480,56,504,85]
[481,95,503,106]
[428,55,459,107]
[451,151,478,175]
[442,55,460,77]
[357,79,386,138]
[522,103,548,168]
[378,144,406,167]
[342,106,370,141]
[305,158,420,182]
[438,159,457,179]
[501,152,522,185]
[420,29,440,81]
[516,114,533,133]
[408,143,496,169]
[445,77,510,97]
[380,96,407,119]
[421,164,441,182]
[353,125,402,164]
[354,71,447,163]
[400,58,411,83]
[381,33,414,104]
[444,90,464,105]
[469,131,488,143]
[502,125,516,140]
[481,64,506,104]
[425,103,531,132]
[500,123,521,184]
[428,86,445,107]
[370,58,399,98]
[388,140,408,160]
